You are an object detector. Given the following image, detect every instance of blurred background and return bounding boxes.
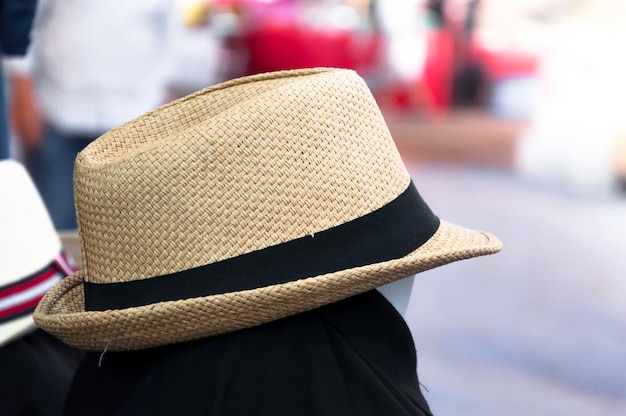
[4,0,626,414]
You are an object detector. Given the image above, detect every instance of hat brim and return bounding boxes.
[34,220,501,351]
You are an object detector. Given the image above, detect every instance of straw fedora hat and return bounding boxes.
[34,68,501,351]
[0,160,75,346]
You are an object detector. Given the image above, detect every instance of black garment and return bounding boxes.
[0,0,38,158]
[0,329,84,416]
[0,0,38,55]
[62,290,433,415]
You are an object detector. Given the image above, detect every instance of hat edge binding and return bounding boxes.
[34,221,501,351]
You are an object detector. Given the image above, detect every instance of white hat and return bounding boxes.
[0,160,73,346]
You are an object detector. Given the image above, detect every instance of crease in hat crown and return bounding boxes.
[34,67,501,351]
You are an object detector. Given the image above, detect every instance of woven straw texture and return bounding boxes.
[34,68,501,351]
[75,68,409,283]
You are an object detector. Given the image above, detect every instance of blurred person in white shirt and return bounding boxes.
[8,0,178,230]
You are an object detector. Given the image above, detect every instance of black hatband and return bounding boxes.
[84,181,439,311]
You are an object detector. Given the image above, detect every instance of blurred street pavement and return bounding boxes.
[387,110,626,415]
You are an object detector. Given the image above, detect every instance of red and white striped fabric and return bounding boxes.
[0,252,76,323]
[0,160,69,346]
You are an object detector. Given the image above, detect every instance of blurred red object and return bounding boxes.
[472,45,538,80]
[422,28,454,113]
[245,26,377,74]
[241,2,379,76]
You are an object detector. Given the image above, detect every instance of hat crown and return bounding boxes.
[0,160,61,346]
[0,160,60,282]
[75,68,410,285]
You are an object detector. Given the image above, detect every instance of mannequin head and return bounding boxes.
[377,274,416,317]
